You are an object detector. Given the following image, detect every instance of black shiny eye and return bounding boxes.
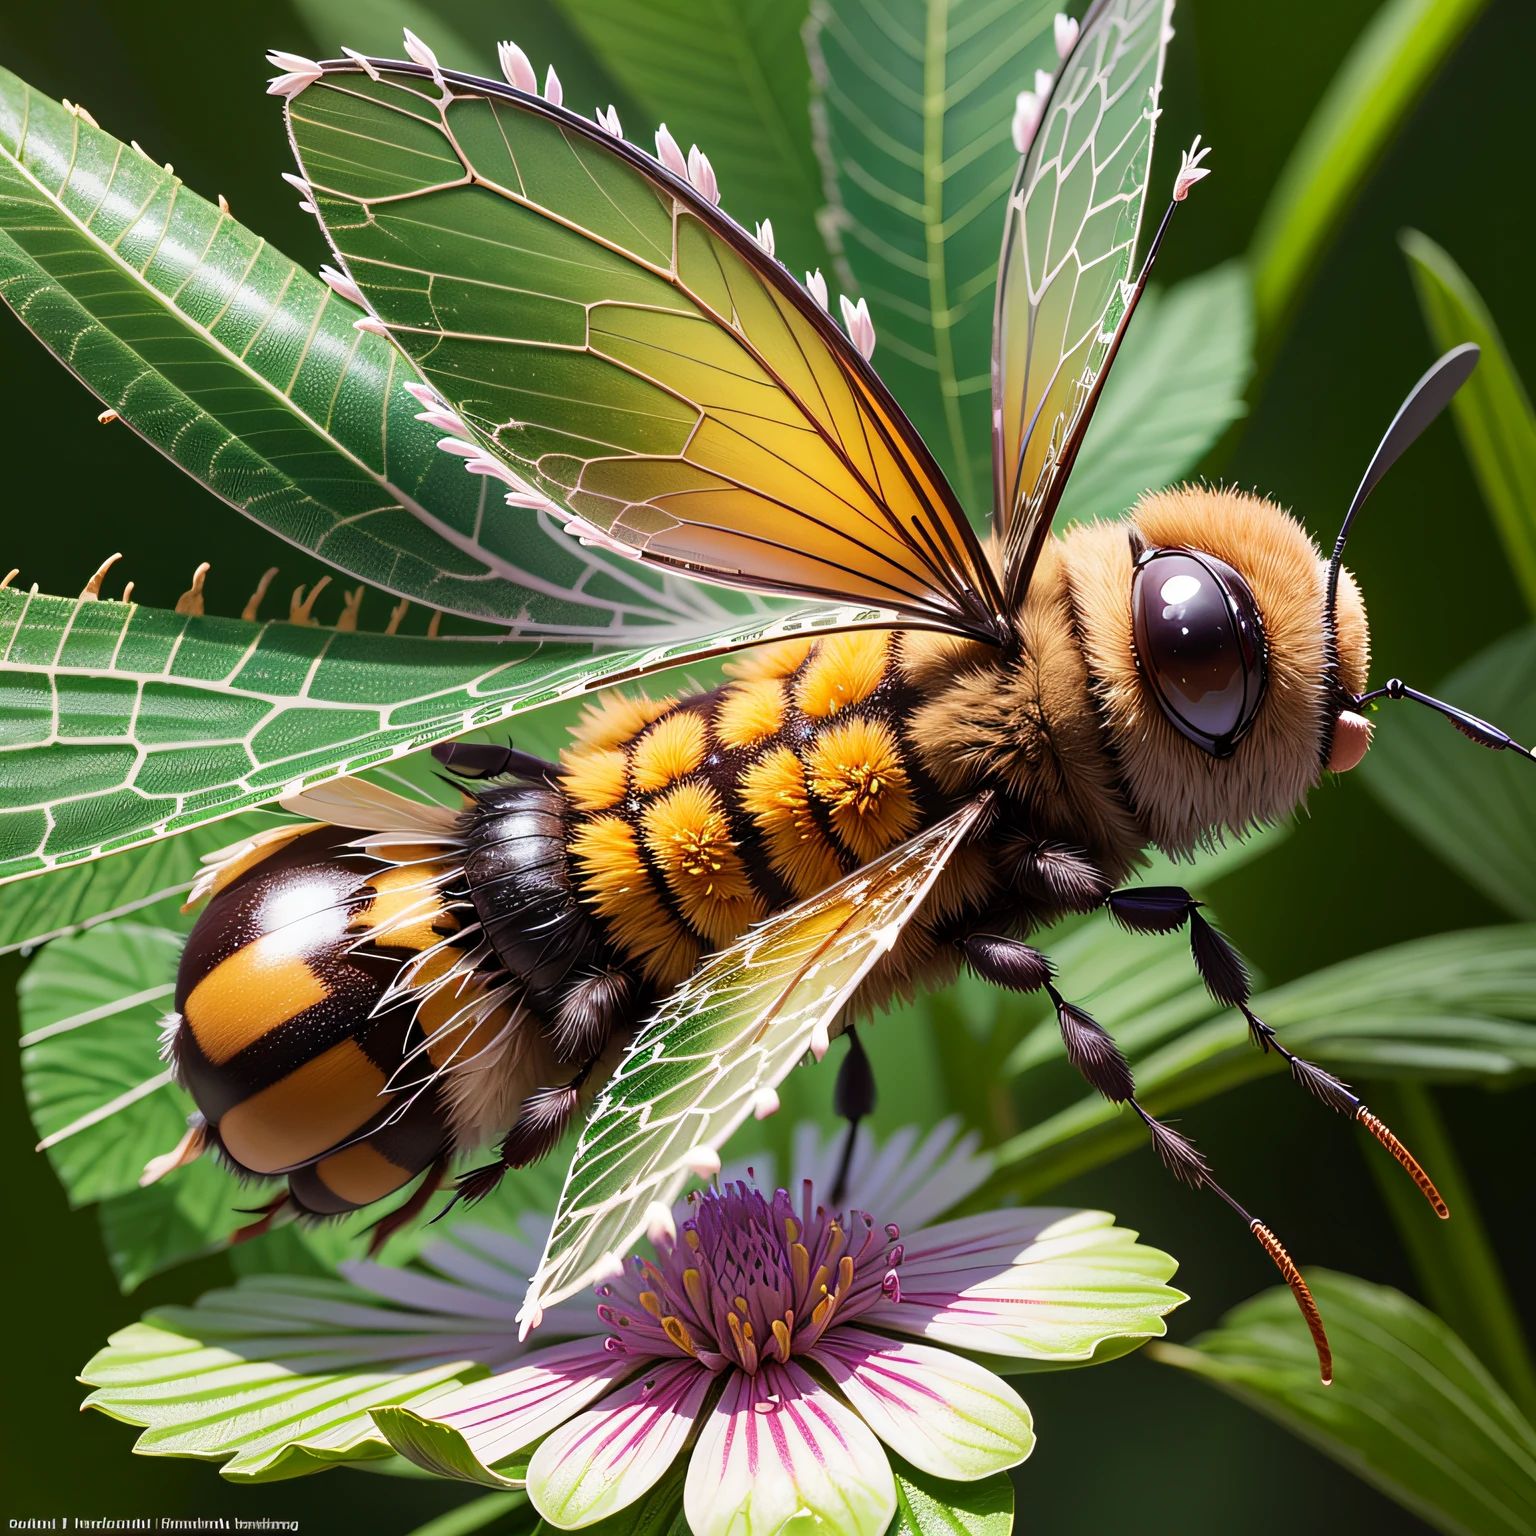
[1131,548,1268,757]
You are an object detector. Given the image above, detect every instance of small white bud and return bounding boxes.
[1054,13,1080,58]
[687,145,720,204]
[498,40,537,93]
[402,28,440,75]
[265,50,323,98]
[297,200,317,215]
[751,1087,781,1121]
[436,436,482,459]
[402,381,443,409]
[655,123,687,179]
[644,1200,677,1245]
[809,1021,831,1061]
[1173,134,1213,201]
[543,65,563,106]
[684,1145,722,1178]
[353,317,390,336]
[1035,68,1054,97]
[414,404,470,436]
[806,269,829,312]
[281,172,311,196]
[1011,90,1042,154]
[596,104,624,139]
[755,219,775,257]
[341,48,382,82]
[840,294,876,360]
[319,264,365,307]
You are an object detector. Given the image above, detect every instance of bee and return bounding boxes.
[144,0,1529,1370]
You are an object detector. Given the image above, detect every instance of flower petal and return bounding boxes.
[811,1326,1033,1479]
[685,1359,895,1536]
[864,1209,1185,1361]
[528,1357,711,1527]
[419,1337,633,1471]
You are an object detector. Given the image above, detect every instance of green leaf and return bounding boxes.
[889,1453,1013,1536]
[804,0,1057,514]
[981,923,1536,1203]
[0,66,735,636]
[1363,627,1536,918]
[0,583,869,883]
[1401,228,1536,618]
[405,1491,532,1536]
[19,920,194,1208]
[1152,1271,1536,1536]
[551,0,828,278]
[0,811,284,954]
[372,1408,525,1489]
[1249,0,1489,349]
[79,1272,504,1481]
[1361,1080,1536,1423]
[1054,262,1254,526]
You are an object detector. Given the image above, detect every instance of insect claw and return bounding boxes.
[289,575,331,626]
[242,566,278,622]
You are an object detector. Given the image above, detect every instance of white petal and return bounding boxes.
[267,49,320,74]
[687,145,719,204]
[596,105,624,139]
[529,1359,710,1525]
[498,41,537,94]
[402,29,439,73]
[1035,68,1054,97]
[655,124,687,179]
[751,1087,780,1120]
[421,1337,630,1469]
[319,265,366,307]
[544,65,563,106]
[437,436,481,458]
[1054,13,1080,58]
[861,1208,1185,1362]
[806,269,829,313]
[684,1361,895,1536]
[812,1326,1034,1479]
[685,1146,721,1178]
[754,219,775,257]
[354,317,390,336]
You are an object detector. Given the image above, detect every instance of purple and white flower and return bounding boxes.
[374,1122,1184,1535]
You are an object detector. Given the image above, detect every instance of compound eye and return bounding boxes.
[1131,549,1267,757]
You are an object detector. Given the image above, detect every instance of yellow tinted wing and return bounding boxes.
[284,62,1005,644]
[520,797,989,1322]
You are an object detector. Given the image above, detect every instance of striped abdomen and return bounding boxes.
[170,823,506,1217]
[559,630,948,990]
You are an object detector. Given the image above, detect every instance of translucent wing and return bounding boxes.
[283,60,1005,645]
[520,798,989,1321]
[994,0,1173,599]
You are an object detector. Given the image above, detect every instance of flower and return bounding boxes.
[375,1121,1185,1536]
[1174,135,1214,201]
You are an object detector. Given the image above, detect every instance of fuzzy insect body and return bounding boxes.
[105,0,1515,1363]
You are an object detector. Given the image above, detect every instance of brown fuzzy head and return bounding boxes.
[1061,485,1370,856]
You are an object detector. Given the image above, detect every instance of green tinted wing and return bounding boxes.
[0,65,770,640]
[282,58,1004,642]
[994,0,1172,593]
[522,798,989,1321]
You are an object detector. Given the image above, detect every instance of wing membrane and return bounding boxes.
[284,62,1004,644]
[521,798,989,1320]
[994,0,1173,594]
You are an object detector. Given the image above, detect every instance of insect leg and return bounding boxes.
[961,929,1333,1381]
[364,1153,453,1257]
[1106,886,1449,1218]
[229,1189,294,1245]
[830,1025,876,1206]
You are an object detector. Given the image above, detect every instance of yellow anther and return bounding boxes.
[683,1268,708,1315]
[771,1319,792,1360]
[734,1297,749,1316]
[791,1243,810,1292]
[638,1291,663,1318]
[661,1317,698,1357]
[838,1255,854,1293]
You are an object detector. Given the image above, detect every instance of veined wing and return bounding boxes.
[281,57,1006,645]
[520,798,990,1323]
[994,0,1172,598]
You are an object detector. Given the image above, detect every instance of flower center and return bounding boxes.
[596,1180,902,1374]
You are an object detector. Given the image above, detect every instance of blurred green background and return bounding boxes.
[3,0,1534,1530]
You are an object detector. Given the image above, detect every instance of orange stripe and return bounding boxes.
[739,745,845,899]
[641,781,765,946]
[349,864,457,952]
[218,1039,390,1174]
[795,632,889,717]
[631,711,707,792]
[184,941,329,1065]
[313,1140,415,1205]
[715,677,785,748]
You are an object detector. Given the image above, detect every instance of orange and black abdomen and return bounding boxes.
[171,825,459,1216]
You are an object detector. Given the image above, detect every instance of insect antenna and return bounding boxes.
[1130,1101,1333,1384]
[1324,342,1481,634]
[1353,678,1536,760]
